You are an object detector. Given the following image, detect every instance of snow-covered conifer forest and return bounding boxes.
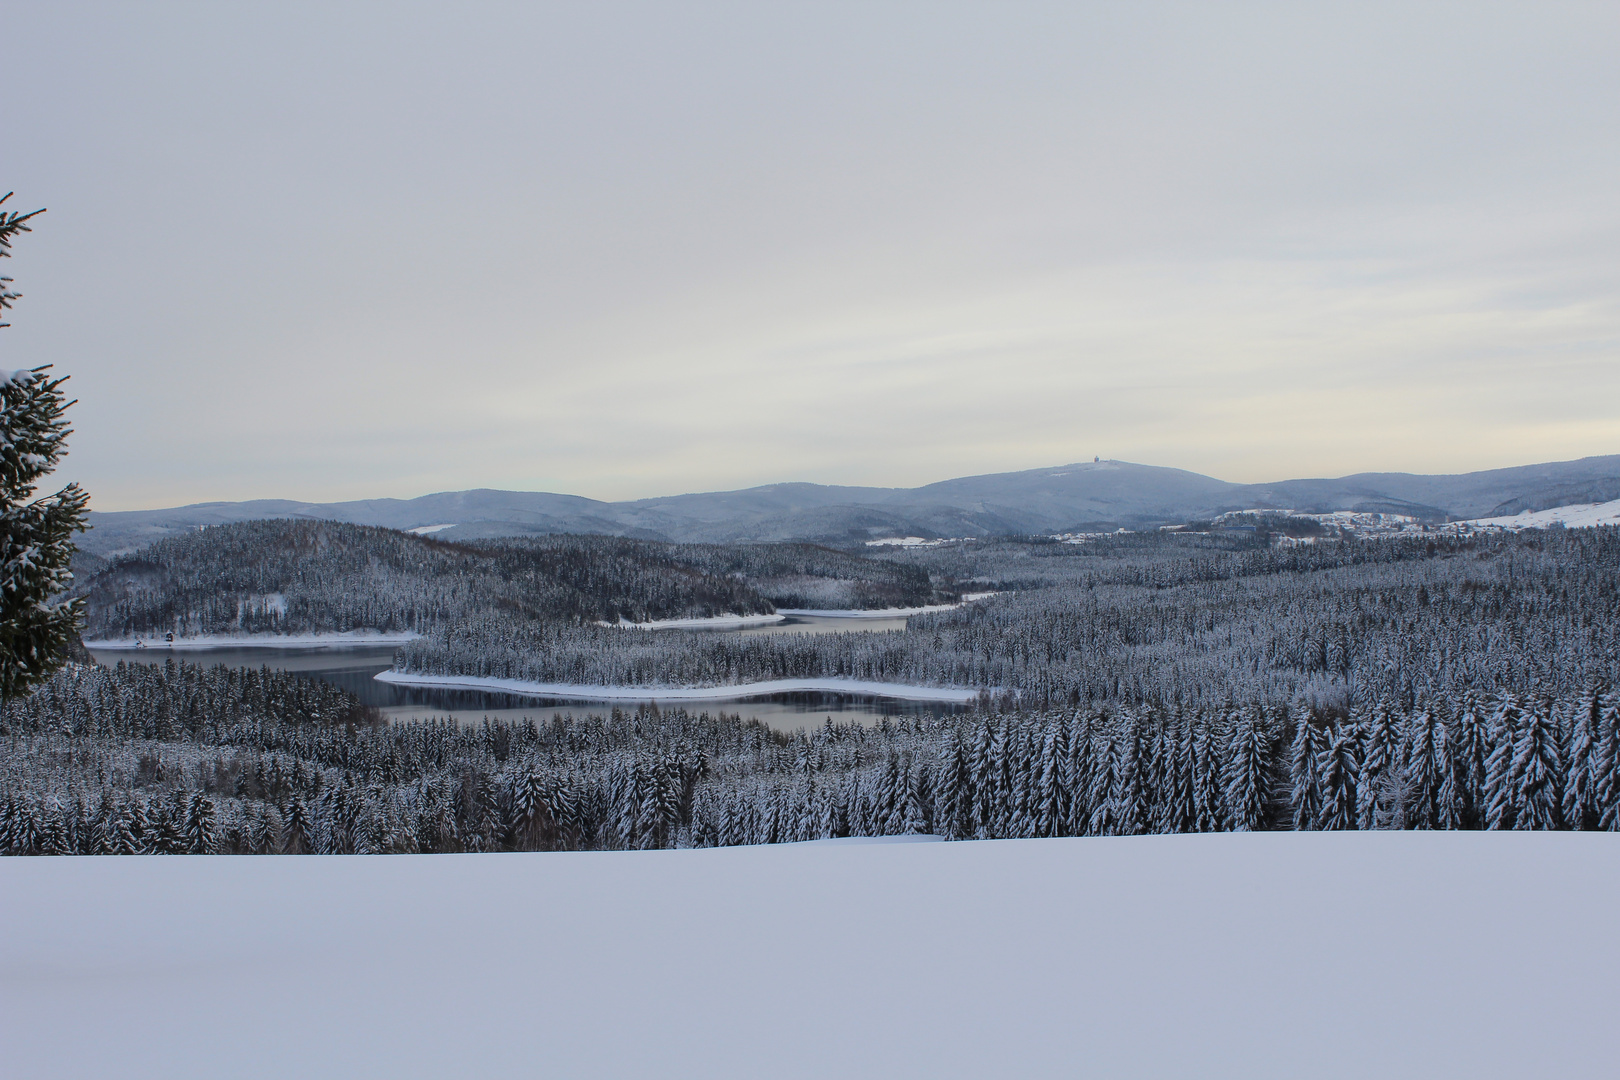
[389,527,1620,707]
[3,662,1617,853]
[79,520,939,636]
[80,519,1620,704]
[6,515,1619,852]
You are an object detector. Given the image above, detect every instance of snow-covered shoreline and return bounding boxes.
[374,670,986,704]
[82,597,1002,650]
[775,605,956,618]
[776,593,999,619]
[84,630,421,651]
[608,612,787,630]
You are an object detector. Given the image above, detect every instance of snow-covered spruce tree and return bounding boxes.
[902,761,930,835]
[1562,689,1601,831]
[1223,706,1271,832]
[1507,700,1563,831]
[1191,713,1226,832]
[0,195,89,701]
[1403,707,1447,830]
[1087,730,1124,835]
[1034,723,1064,838]
[934,725,969,840]
[1061,712,1093,834]
[1289,710,1326,831]
[1447,693,1490,828]
[1594,692,1620,831]
[1317,722,1360,831]
[1155,710,1196,834]
[1483,696,1522,830]
[182,792,218,855]
[1356,701,1397,829]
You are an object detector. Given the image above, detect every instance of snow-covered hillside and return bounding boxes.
[4,834,1615,1080]
[1190,499,1620,540]
[1455,497,1620,531]
[80,454,1620,553]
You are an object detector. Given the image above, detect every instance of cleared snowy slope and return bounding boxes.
[1457,497,1620,530]
[4,834,1616,1080]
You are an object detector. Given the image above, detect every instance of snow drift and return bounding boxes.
[3,833,1615,1080]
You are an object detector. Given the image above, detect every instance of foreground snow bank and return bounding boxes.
[84,630,420,650]
[375,670,985,704]
[4,834,1615,1080]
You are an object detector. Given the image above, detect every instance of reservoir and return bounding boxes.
[87,614,965,732]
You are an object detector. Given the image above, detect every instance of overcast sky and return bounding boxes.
[6,2,1618,511]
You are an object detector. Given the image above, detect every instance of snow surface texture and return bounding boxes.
[3,834,1614,1080]
[83,630,421,650]
[374,670,985,704]
[1457,497,1620,530]
[405,523,457,535]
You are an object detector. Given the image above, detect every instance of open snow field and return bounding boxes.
[4,834,1615,1080]
[1457,497,1620,531]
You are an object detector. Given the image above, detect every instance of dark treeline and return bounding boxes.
[4,660,1616,855]
[400,528,1620,709]
[78,521,942,640]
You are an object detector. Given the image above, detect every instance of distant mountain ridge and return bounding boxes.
[79,454,1620,556]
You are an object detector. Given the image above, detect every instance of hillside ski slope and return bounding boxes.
[4,833,1615,1080]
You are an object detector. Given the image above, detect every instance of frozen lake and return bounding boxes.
[651,612,911,635]
[87,615,961,731]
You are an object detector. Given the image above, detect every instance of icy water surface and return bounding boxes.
[87,615,958,732]
[661,613,911,636]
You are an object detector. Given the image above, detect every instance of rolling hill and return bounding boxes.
[79,454,1620,555]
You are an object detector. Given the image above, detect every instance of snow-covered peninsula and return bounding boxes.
[373,670,987,704]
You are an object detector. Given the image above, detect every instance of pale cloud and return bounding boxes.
[4,2,1617,510]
